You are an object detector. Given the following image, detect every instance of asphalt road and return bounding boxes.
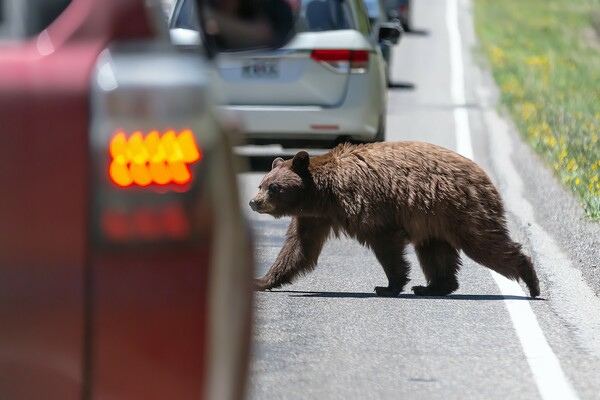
[236,0,600,399]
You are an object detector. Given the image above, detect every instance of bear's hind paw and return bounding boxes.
[411,284,457,297]
[374,286,402,297]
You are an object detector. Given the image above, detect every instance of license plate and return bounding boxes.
[241,61,279,78]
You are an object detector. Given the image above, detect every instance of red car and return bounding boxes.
[0,0,292,398]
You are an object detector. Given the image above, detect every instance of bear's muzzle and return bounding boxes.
[249,199,259,212]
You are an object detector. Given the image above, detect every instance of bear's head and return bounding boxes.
[249,151,311,218]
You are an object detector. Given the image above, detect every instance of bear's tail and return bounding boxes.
[517,252,540,298]
[463,240,540,298]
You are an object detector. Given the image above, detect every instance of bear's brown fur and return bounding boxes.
[249,141,540,297]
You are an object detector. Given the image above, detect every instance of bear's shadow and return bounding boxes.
[275,290,543,301]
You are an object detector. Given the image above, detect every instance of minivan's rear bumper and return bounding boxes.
[219,69,386,144]
[223,104,378,142]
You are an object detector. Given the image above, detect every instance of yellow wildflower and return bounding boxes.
[559,149,568,162]
[490,45,505,68]
[520,101,537,120]
[502,77,524,97]
[544,135,557,148]
[525,55,550,69]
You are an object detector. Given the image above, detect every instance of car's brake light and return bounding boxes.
[109,129,202,188]
[310,49,369,73]
[91,49,214,247]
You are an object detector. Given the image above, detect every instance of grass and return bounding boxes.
[474,0,600,220]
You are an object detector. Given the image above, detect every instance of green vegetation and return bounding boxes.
[474,0,600,220]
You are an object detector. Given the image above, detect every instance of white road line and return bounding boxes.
[490,275,580,400]
[446,0,579,399]
[447,0,472,160]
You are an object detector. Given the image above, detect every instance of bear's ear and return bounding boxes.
[271,157,284,170]
[291,151,310,174]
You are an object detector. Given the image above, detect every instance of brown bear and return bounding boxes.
[249,141,540,298]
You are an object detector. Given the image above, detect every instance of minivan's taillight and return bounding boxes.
[310,49,369,73]
[109,129,202,188]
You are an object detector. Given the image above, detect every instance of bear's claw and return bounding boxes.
[254,277,272,291]
[411,284,456,296]
[374,286,401,297]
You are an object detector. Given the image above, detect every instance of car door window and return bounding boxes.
[0,0,9,38]
[0,0,71,40]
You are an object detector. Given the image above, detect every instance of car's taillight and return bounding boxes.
[310,49,369,73]
[93,127,207,245]
[109,129,202,188]
[90,49,217,247]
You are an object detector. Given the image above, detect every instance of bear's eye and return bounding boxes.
[268,183,282,195]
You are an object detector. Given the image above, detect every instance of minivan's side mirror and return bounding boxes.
[194,0,296,57]
[378,22,403,45]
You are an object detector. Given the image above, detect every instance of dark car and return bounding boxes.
[362,0,403,84]
[384,0,412,32]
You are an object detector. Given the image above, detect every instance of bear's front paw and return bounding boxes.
[374,286,401,297]
[254,277,272,291]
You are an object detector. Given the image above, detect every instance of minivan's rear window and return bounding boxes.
[172,0,356,34]
[297,0,355,32]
